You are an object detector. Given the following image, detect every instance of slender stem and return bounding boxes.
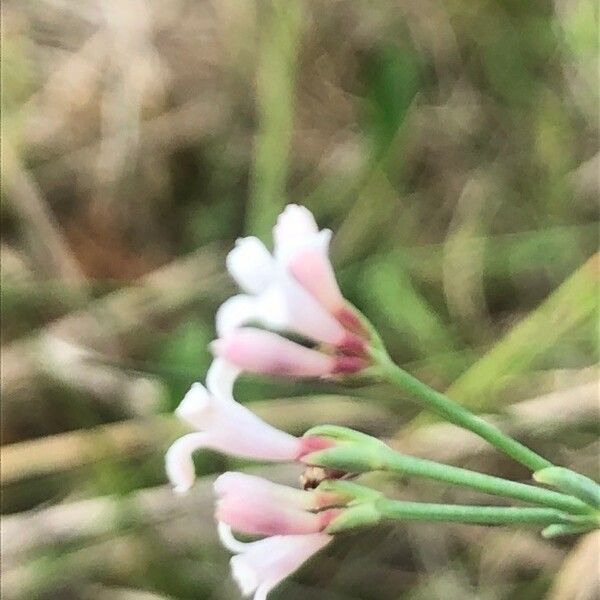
[374,350,552,472]
[380,447,591,514]
[376,499,571,526]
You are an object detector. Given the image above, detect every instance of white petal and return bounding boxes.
[254,579,279,600]
[206,358,240,400]
[315,228,332,254]
[175,383,212,427]
[216,294,261,337]
[231,554,260,597]
[227,237,276,294]
[276,274,345,345]
[253,285,290,331]
[218,521,251,553]
[274,205,318,247]
[165,432,210,493]
[273,204,332,259]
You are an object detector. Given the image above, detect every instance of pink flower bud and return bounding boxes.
[214,473,340,537]
[212,328,365,378]
[215,472,317,511]
[214,473,342,538]
[218,524,332,600]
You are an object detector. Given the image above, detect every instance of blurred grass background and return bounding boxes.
[1,1,599,599]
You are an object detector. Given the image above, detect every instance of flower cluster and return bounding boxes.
[213,204,370,377]
[166,204,600,597]
[166,205,370,599]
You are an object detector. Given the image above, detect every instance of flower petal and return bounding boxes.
[215,474,329,537]
[206,358,240,400]
[227,533,332,600]
[212,328,337,378]
[165,432,211,493]
[276,273,346,345]
[216,294,262,337]
[174,383,212,428]
[214,472,316,511]
[216,493,323,536]
[218,522,250,553]
[273,204,319,252]
[227,237,276,295]
[286,247,345,316]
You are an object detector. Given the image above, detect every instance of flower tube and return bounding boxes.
[165,360,334,493]
[211,328,367,378]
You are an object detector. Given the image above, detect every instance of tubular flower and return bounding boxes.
[165,360,334,493]
[216,204,368,351]
[218,523,332,600]
[214,472,341,536]
[274,204,361,331]
[211,327,367,378]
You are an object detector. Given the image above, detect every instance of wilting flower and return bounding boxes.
[211,327,367,378]
[165,360,333,493]
[214,472,341,536]
[216,204,367,351]
[219,523,332,600]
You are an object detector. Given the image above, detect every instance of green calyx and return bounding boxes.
[542,522,599,538]
[316,479,383,504]
[326,501,382,533]
[534,467,600,510]
[304,425,384,446]
[303,426,592,516]
[303,425,389,473]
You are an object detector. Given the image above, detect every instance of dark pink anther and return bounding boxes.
[335,306,369,338]
[333,355,368,375]
[338,332,368,357]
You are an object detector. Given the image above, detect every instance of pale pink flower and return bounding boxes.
[219,523,332,600]
[216,205,366,349]
[211,328,367,378]
[214,472,340,536]
[274,204,347,319]
[165,360,333,492]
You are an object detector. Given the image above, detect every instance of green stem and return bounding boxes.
[376,499,572,526]
[374,350,552,472]
[380,447,590,514]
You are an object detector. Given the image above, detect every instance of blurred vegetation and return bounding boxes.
[1,1,598,599]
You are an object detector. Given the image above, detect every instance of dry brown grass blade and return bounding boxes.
[1,464,298,564]
[2,142,87,289]
[0,395,394,486]
[0,247,225,404]
[35,98,228,191]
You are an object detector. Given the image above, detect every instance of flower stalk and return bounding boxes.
[304,426,592,515]
[340,498,570,532]
[317,480,591,534]
[371,348,553,472]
